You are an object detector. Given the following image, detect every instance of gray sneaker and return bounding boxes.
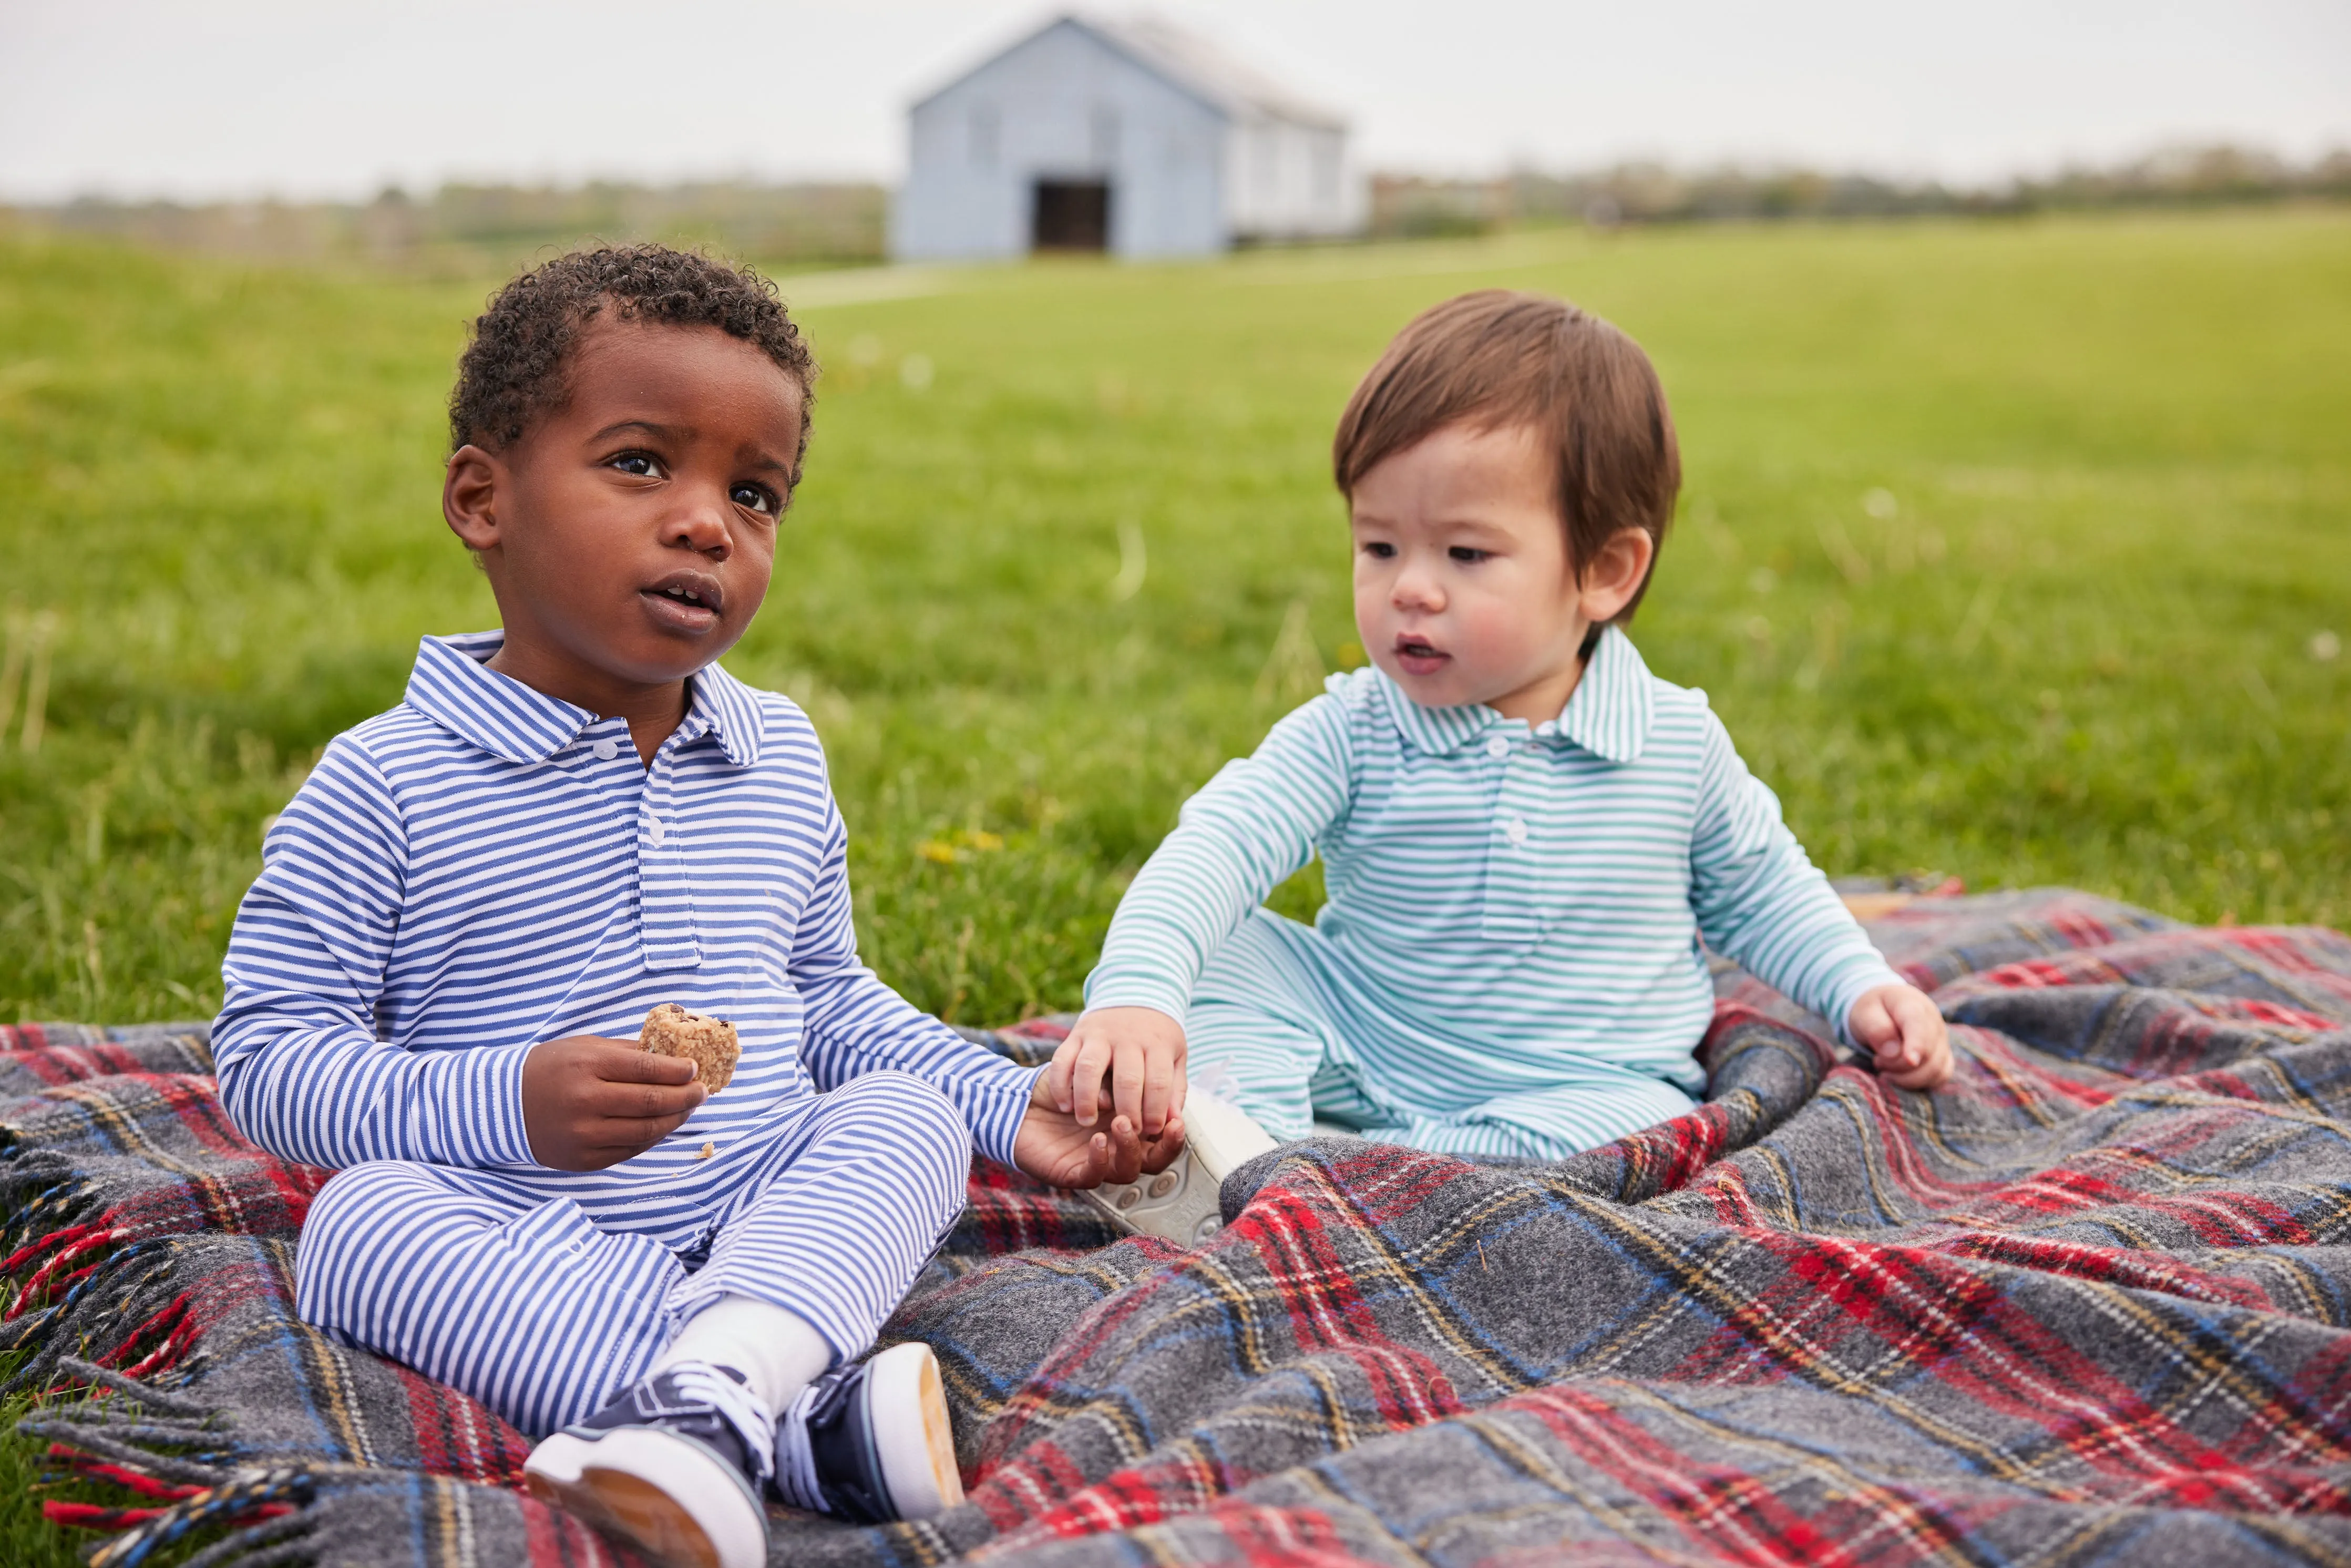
[1077,1093,1279,1244]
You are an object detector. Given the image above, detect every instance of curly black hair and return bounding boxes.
[449,244,816,475]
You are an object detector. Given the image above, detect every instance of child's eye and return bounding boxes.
[610,452,665,479]
[731,483,781,516]
[1449,546,1490,563]
[1360,540,1397,559]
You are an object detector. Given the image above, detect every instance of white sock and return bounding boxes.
[652,1295,835,1415]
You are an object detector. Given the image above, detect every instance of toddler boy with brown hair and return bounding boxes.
[1047,290,1951,1239]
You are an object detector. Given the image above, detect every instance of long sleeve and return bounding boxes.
[1686,712,1904,1041]
[1085,694,1356,1022]
[790,799,1038,1166]
[213,738,537,1170]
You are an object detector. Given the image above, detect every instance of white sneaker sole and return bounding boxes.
[1080,1094,1279,1244]
[865,1341,964,1521]
[525,1425,767,1568]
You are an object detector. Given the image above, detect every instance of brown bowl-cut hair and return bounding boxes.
[1333,290,1680,630]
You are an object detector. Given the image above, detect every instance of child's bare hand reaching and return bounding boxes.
[1048,1006,1189,1142]
[522,1036,707,1171]
[1847,983,1953,1090]
[1009,1007,1189,1190]
[1013,1069,1187,1189]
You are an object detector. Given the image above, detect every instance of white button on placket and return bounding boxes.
[1502,814,1529,846]
[648,816,667,847]
[1485,735,1511,759]
[591,738,619,762]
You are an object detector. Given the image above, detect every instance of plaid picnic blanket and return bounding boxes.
[9,888,2351,1566]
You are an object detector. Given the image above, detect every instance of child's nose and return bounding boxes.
[1392,561,1444,610]
[666,493,733,557]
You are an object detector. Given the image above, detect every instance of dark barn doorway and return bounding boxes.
[1032,179,1111,251]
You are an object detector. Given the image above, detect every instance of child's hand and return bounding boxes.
[522,1036,707,1171]
[1012,1067,1187,1190]
[1045,1006,1189,1140]
[1847,983,1953,1091]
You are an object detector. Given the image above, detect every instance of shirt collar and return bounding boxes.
[403,632,765,767]
[1372,624,1655,765]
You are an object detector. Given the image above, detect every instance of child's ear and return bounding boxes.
[444,445,502,555]
[1578,527,1656,623]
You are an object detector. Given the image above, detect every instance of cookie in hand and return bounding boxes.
[640,1003,741,1094]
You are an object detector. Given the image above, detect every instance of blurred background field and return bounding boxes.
[0,206,2346,1028]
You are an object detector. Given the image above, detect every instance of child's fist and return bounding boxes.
[522,1035,706,1170]
[1046,1006,1189,1140]
[1846,983,1953,1091]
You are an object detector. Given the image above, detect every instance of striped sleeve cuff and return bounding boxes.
[1080,964,1193,1026]
[215,1025,538,1171]
[1823,958,1912,1050]
[960,1053,1043,1167]
[451,1041,541,1167]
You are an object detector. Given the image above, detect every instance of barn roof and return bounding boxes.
[1085,16,1345,130]
[911,13,1347,132]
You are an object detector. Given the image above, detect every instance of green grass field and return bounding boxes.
[4,208,2347,1031]
[0,207,2346,1562]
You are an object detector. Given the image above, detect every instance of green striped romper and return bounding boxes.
[1083,627,1903,1160]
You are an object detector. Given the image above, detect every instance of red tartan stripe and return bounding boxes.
[7,1073,243,1155]
[956,1157,1126,1255]
[1946,928,2351,1018]
[1682,1228,2351,1489]
[2226,927,2351,989]
[1925,1234,2275,1308]
[1501,1382,1973,1567]
[516,1487,642,1564]
[395,1360,533,1488]
[963,1165,1471,1523]
[1,1044,169,1086]
[43,1444,207,1501]
[1164,1500,1351,1561]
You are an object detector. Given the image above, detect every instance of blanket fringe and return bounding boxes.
[20,1354,316,1568]
[0,1137,224,1400]
[80,1470,318,1568]
[4,1247,186,1395]
[0,1135,315,1567]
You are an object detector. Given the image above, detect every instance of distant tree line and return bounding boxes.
[1372,144,2351,238]
[3,181,888,270]
[5,144,2343,269]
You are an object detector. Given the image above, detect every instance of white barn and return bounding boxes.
[892,14,1362,260]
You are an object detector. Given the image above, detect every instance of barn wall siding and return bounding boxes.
[1225,119,1361,241]
[892,16,1360,261]
[894,21,1229,260]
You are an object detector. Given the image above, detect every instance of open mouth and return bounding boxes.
[642,572,724,624]
[1394,635,1449,673]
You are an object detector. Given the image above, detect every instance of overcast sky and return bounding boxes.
[3,0,2345,202]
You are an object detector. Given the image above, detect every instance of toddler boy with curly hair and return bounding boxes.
[215,245,1171,1568]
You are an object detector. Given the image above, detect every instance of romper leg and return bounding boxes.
[1185,907,1365,1140]
[678,1070,971,1363]
[297,1161,686,1438]
[1400,1073,1700,1162]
